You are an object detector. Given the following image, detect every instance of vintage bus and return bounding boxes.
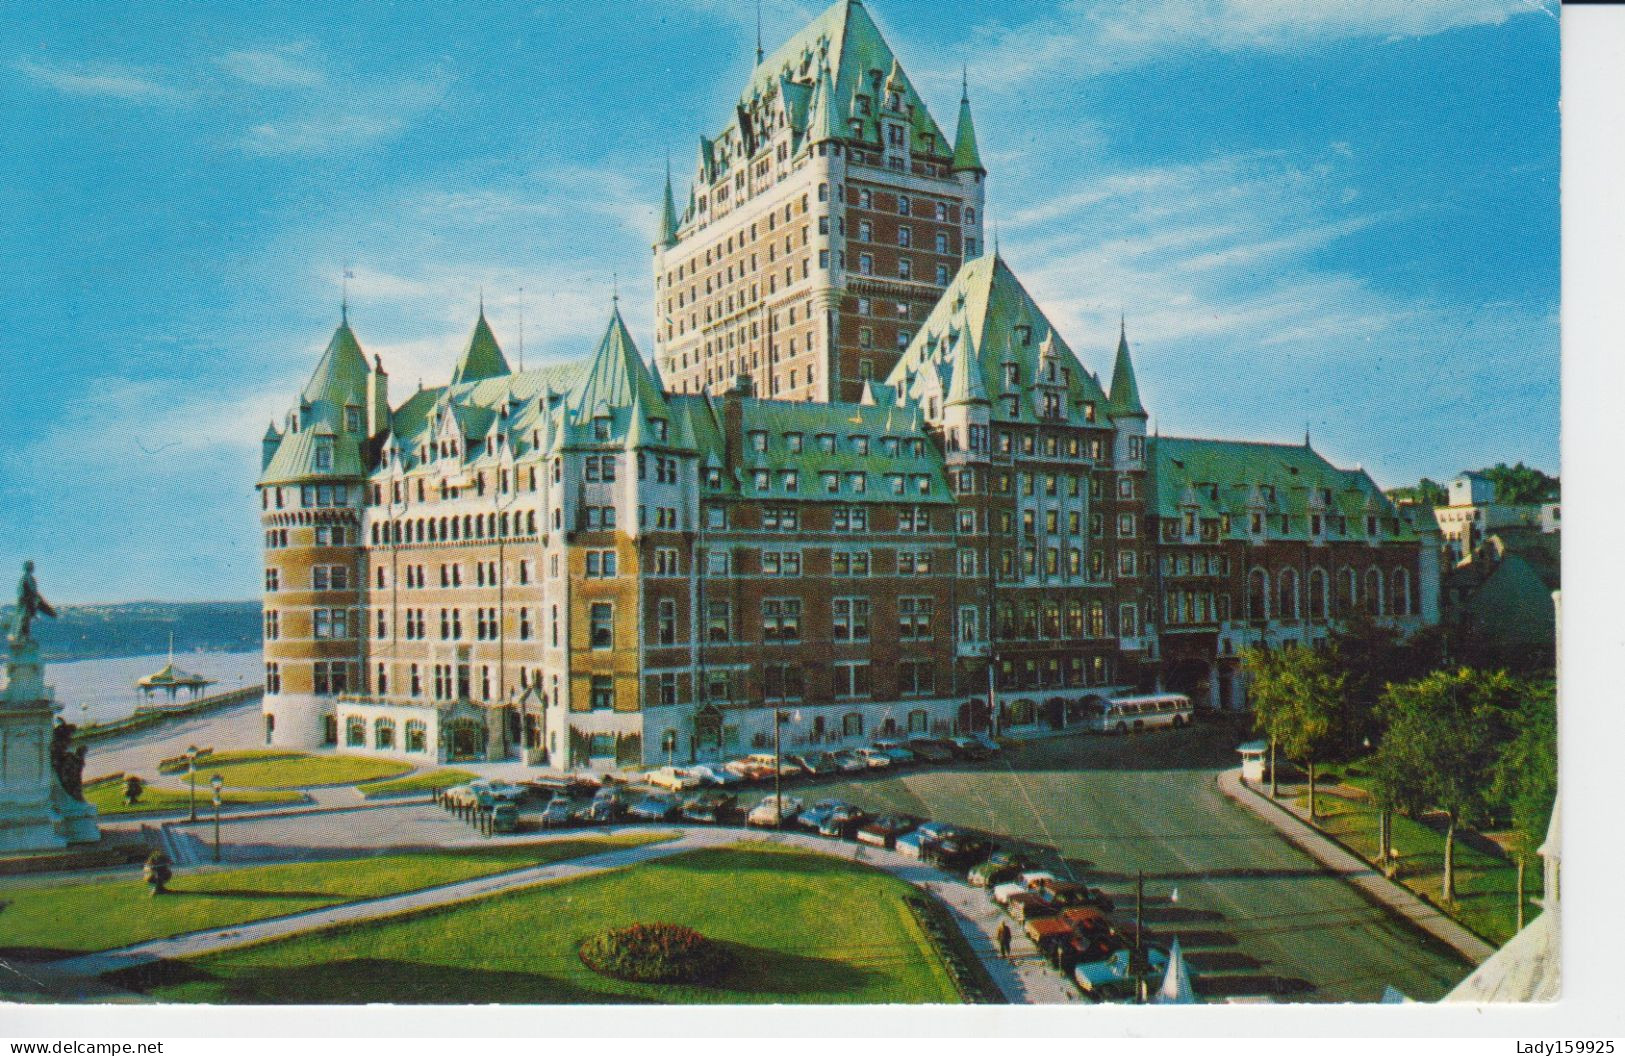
[1094,693,1194,734]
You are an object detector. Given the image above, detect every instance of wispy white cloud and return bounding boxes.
[951,0,1552,96]
[11,57,191,104]
[216,44,326,89]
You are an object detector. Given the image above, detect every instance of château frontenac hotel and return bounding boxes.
[256,0,1438,770]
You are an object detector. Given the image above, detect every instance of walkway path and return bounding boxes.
[36,824,1075,1004]
[1218,769,1496,965]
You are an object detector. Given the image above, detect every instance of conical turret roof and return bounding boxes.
[658,163,680,248]
[952,77,984,173]
[301,319,370,407]
[451,309,512,387]
[1108,321,1147,419]
[568,305,668,422]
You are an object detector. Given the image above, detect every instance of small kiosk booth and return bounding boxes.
[1237,740,1269,784]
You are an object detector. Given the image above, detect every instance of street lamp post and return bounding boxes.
[772,708,783,830]
[185,745,200,822]
[210,773,224,863]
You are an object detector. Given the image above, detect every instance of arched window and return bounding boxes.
[1278,568,1299,620]
[405,719,427,753]
[374,717,396,750]
[1336,567,1356,615]
[346,716,366,747]
[1247,568,1270,621]
[1366,568,1385,615]
[1392,568,1412,616]
[1308,568,1328,620]
[842,712,864,738]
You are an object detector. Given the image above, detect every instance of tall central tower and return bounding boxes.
[653,0,986,404]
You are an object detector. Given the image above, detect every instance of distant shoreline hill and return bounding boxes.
[0,601,261,664]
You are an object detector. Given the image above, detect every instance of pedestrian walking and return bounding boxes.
[997,920,1012,959]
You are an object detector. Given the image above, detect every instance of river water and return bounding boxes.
[3,649,264,726]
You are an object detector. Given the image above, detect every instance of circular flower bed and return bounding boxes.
[578,922,733,985]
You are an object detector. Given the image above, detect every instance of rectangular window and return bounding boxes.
[762,598,802,641]
[898,596,933,639]
[832,597,871,642]
[591,675,614,711]
[590,602,613,649]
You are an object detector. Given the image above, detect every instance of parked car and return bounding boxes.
[991,881,1029,906]
[855,814,918,849]
[679,791,736,823]
[796,799,847,832]
[724,757,765,779]
[872,740,917,765]
[743,753,805,779]
[1074,947,1168,1000]
[442,784,479,809]
[489,802,521,834]
[820,804,867,838]
[791,752,840,776]
[467,779,524,808]
[1020,870,1061,890]
[689,763,743,787]
[1057,906,1113,939]
[746,794,804,827]
[854,748,893,769]
[646,766,702,792]
[897,821,954,859]
[906,739,955,764]
[1038,879,1116,913]
[830,750,871,772]
[572,798,619,825]
[969,851,1029,888]
[947,736,992,761]
[537,795,576,829]
[627,793,678,821]
[930,832,993,871]
[1005,892,1058,922]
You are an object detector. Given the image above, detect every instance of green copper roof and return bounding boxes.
[951,85,983,173]
[449,310,511,386]
[1107,323,1146,419]
[567,307,669,424]
[889,254,1112,423]
[1149,435,1416,542]
[699,0,950,189]
[944,326,988,407]
[728,396,953,503]
[300,319,370,408]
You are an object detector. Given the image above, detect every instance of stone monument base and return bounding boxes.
[2,636,100,852]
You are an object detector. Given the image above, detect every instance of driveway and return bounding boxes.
[809,724,1473,1003]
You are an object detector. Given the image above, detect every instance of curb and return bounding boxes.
[1218,769,1495,965]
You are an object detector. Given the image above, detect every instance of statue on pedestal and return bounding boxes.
[51,720,87,802]
[9,560,57,643]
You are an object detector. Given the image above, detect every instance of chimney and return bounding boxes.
[722,374,752,471]
[368,354,390,438]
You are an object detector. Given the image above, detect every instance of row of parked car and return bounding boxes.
[642,733,1001,792]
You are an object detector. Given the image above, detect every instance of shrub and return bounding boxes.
[578,922,732,985]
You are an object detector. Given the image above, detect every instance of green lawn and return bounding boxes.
[1294,781,1536,947]
[84,777,306,816]
[356,769,479,798]
[194,752,413,789]
[114,844,963,1004]
[0,835,666,957]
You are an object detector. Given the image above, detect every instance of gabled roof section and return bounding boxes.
[1148,435,1417,541]
[888,254,1111,423]
[944,327,988,407]
[567,306,669,423]
[1108,322,1146,419]
[450,309,511,387]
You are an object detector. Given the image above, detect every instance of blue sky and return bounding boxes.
[0,0,1559,603]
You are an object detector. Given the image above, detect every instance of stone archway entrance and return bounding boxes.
[445,718,487,762]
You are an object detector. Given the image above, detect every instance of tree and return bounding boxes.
[1480,462,1558,506]
[1329,614,1443,751]
[1374,669,1527,902]
[1493,679,1558,858]
[1387,478,1448,507]
[1243,644,1350,820]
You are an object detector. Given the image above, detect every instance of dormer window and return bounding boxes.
[785,432,803,453]
[705,468,722,488]
[652,419,668,442]
[849,434,869,455]
[817,433,836,453]
[593,416,611,441]
[882,437,899,456]
[314,441,334,472]
[1015,325,1032,346]
[1084,402,1096,423]
[887,91,901,112]
[1003,363,1020,388]
[856,95,871,115]
[344,405,362,433]
[749,430,768,452]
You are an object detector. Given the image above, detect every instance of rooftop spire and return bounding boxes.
[756,0,764,64]
[1108,320,1147,419]
[952,72,984,174]
[450,307,511,387]
[658,158,680,248]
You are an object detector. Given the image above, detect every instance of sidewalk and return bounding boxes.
[34,825,1076,1005]
[1217,769,1495,965]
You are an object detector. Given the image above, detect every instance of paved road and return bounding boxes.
[811,725,1473,1003]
